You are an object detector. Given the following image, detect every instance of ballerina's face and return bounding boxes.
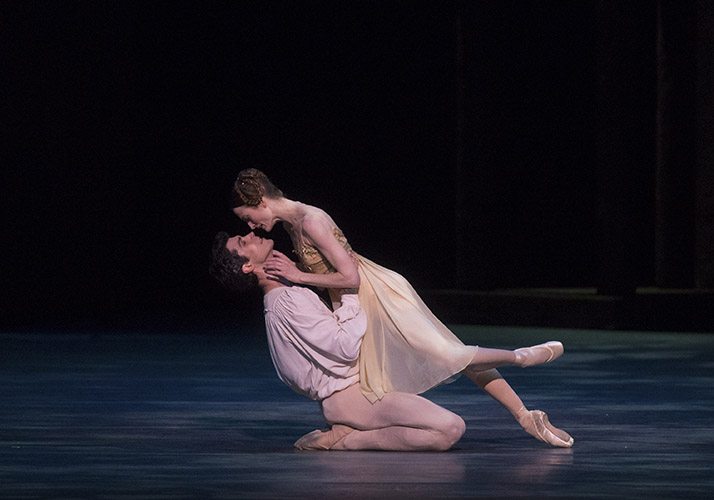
[233,203,275,232]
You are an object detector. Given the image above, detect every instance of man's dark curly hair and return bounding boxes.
[209,231,259,292]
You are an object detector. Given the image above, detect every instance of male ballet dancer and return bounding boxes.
[210,231,573,450]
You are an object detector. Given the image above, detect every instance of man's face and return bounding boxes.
[226,232,275,270]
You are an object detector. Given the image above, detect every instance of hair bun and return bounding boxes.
[232,168,283,208]
[234,173,264,206]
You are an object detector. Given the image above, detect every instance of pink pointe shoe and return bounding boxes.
[517,408,574,448]
[294,424,354,450]
[515,341,564,367]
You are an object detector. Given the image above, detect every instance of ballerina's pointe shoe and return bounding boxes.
[517,408,574,448]
[514,341,564,367]
[293,424,354,450]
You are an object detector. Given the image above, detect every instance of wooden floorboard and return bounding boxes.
[1,327,713,499]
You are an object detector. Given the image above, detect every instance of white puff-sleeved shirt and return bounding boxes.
[263,287,367,401]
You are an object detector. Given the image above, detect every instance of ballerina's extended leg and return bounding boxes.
[462,341,564,373]
[463,368,574,448]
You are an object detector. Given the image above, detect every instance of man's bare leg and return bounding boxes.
[308,384,465,451]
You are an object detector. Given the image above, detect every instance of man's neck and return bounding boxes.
[256,269,286,295]
[260,280,285,295]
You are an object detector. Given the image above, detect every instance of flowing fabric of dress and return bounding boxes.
[291,207,478,403]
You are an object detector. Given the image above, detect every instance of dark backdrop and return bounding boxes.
[3,1,705,331]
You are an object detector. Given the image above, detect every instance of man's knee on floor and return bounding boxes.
[434,413,466,451]
[447,413,466,445]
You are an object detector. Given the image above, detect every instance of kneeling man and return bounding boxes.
[210,231,465,451]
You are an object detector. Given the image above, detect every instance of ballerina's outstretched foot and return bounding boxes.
[514,341,564,367]
[516,407,574,448]
[294,424,354,450]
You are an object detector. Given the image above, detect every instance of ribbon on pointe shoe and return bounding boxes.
[516,407,574,448]
[514,341,564,367]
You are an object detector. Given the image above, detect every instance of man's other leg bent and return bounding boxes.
[320,384,464,451]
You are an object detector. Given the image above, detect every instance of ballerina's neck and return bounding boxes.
[268,198,306,226]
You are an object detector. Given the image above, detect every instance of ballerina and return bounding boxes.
[231,169,573,447]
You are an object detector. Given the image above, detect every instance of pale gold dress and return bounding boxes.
[291,208,478,403]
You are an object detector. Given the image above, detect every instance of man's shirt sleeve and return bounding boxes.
[271,289,366,364]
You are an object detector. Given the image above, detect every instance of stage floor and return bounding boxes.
[1,326,713,499]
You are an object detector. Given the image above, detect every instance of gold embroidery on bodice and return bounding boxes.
[294,228,352,275]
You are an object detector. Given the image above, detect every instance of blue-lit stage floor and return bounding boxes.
[1,326,713,499]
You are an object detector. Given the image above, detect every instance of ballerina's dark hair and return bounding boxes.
[232,168,284,208]
[209,231,258,292]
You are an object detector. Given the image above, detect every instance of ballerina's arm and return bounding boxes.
[263,215,360,289]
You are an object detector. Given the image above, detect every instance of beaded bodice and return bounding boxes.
[294,227,353,275]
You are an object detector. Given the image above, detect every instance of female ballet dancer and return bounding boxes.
[231,169,573,447]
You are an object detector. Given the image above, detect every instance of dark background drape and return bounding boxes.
[2,0,712,331]
[656,0,714,291]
